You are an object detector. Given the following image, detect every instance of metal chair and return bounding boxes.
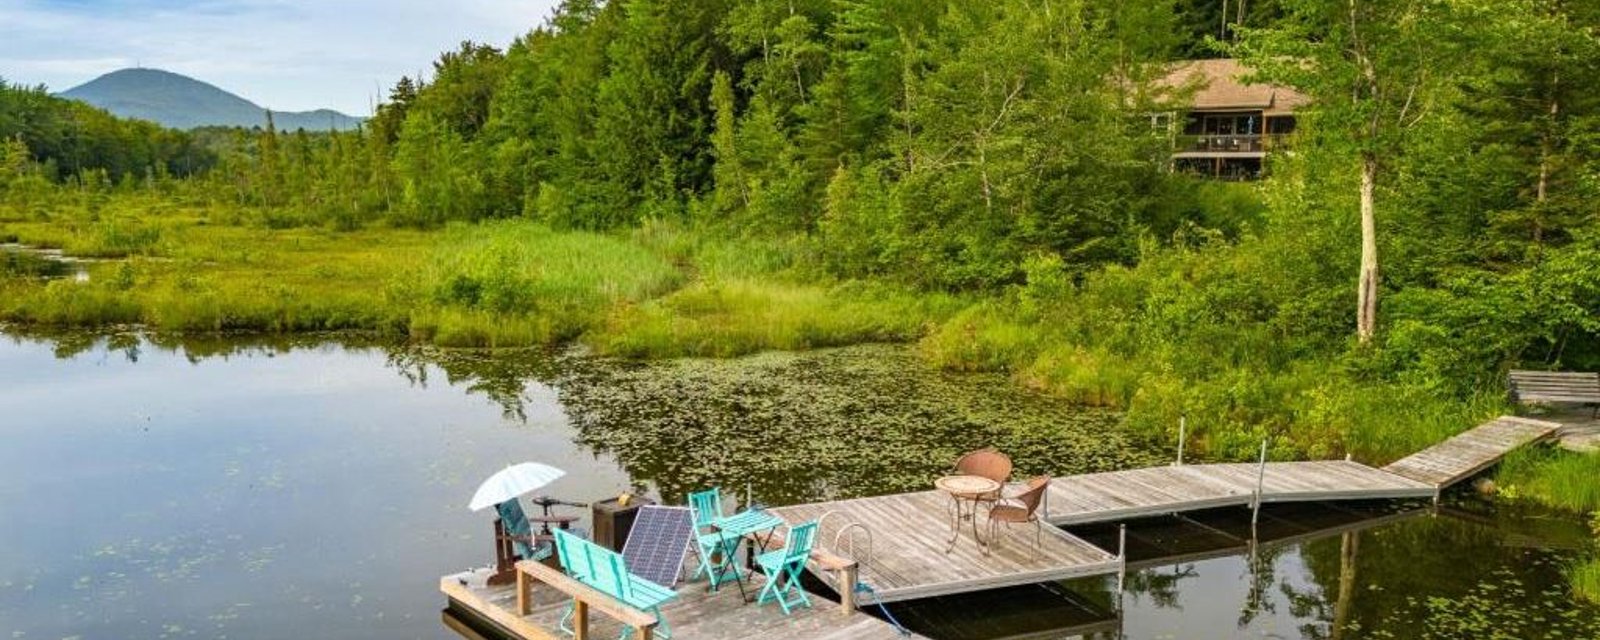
[986,476,1051,548]
[954,448,1013,505]
[755,521,818,615]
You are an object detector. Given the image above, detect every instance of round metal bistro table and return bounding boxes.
[936,474,1001,554]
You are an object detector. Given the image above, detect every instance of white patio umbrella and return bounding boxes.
[468,462,566,511]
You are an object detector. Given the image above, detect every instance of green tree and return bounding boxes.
[1237,0,1471,344]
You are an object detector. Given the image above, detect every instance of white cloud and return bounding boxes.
[0,0,560,115]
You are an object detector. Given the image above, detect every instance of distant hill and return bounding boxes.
[59,68,362,131]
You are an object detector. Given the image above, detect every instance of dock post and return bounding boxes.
[516,565,530,616]
[1176,415,1187,466]
[573,601,589,640]
[1116,524,1127,595]
[1251,439,1268,527]
[839,563,859,616]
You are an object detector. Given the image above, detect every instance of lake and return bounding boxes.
[0,332,1595,639]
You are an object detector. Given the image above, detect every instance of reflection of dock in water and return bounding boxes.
[884,500,1430,640]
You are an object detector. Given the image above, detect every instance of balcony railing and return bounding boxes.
[1175,134,1288,154]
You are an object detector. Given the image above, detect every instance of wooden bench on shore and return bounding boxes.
[1509,370,1600,416]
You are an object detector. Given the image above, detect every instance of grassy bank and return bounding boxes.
[0,197,955,353]
[0,196,1498,464]
[0,194,1565,470]
[1495,448,1600,603]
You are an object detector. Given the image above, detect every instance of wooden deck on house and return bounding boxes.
[441,567,922,640]
[1382,416,1561,487]
[770,490,1121,603]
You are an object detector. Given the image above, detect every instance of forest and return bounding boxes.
[3,0,1600,573]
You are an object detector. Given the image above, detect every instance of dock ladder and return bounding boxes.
[815,510,909,635]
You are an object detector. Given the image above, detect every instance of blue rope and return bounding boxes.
[854,581,910,636]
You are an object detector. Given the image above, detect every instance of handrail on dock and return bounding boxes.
[818,509,876,569]
[514,560,658,639]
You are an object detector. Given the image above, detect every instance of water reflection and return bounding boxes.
[2,330,1597,640]
[1,244,92,281]
[0,331,631,640]
[888,500,1599,640]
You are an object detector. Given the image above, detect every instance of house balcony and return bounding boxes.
[1171,134,1288,157]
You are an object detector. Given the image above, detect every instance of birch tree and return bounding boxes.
[1236,0,1465,344]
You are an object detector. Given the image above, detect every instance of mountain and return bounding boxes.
[58,68,362,131]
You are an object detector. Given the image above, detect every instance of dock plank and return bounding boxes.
[1383,415,1561,487]
[771,490,1119,603]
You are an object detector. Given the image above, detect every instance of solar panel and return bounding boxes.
[621,505,695,587]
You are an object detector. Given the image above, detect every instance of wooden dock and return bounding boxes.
[441,567,922,640]
[1044,459,1435,526]
[1382,416,1561,487]
[442,414,1556,638]
[770,491,1120,603]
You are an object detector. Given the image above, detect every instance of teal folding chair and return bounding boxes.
[754,520,817,615]
[686,488,731,585]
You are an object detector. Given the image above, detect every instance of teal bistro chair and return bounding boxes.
[755,520,818,614]
[687,488,732,585]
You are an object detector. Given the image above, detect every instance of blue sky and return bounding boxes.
[0,0,560,115]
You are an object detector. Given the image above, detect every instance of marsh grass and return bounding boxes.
[402,221,684,347]
[1,200,957,354]
[593,279,961,358]
[1497,449,1600,513]
[1571,558,1600,604]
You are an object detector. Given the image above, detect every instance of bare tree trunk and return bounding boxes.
[1534,90,1558,247]
[1357,153,1379,344]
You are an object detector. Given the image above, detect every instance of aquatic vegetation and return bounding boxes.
[556,343,1167,505]
[1395,569,1600,639]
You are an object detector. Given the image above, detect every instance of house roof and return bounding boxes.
[1154,58,1308,117]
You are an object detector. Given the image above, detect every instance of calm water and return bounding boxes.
[0,332,1595,640]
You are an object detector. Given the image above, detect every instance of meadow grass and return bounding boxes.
[593,279,963,358]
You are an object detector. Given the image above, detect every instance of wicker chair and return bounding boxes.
[954,447,1013,505]
[987,476,1051,548]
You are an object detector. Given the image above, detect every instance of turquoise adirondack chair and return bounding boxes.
[552,528,677,639]
[587,543,677,639]
[686,488,732,585]
[754,520,818,615]
[552,528,591,636]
